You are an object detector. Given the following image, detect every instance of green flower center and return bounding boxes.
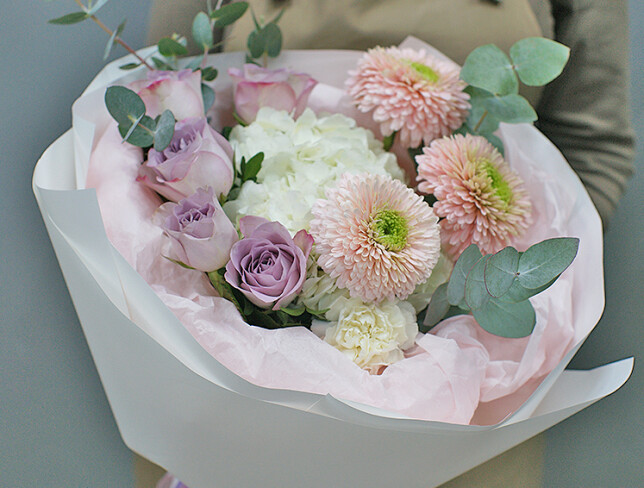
[481,160,513,204]
[371,209,408,251]
[410,61,439,83]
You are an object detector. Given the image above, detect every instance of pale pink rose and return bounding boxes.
[228,64,317,123]
[159,187,238,272]
[129,69,204,121]
[137,117,234,202]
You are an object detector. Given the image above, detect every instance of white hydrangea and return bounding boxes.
[298,256,350,314]
[315,297,418,373]
[224,107,404,234]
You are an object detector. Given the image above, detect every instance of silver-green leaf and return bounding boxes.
[472,297,536,338]
[510,37,570,87]
[447,244,482,309]
[484,246,520,297]
[104,86,146,127]
[192,11,213,50]
[517,237,579,289]
[461,44,518,96]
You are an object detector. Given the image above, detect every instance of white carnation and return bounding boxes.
[225,107,404,234]
[319,297,418,373]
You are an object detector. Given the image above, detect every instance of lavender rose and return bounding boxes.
[129,69,204,121]
[137,117,234,202]
[160,187,238,272]
[225,216,313,310]
[228,64,317,123]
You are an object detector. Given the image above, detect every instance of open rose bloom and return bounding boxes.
[33,41,632,487]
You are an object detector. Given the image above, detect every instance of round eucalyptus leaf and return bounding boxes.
[192,11,213,50]
[105,86,146,127]
[447,244,482,308]
[465,255,492,310]
[422,282,450,330]
[153,110,175,151]
[482,94,537,124]
[118,115,155,147]
[510,37,570,87]
[263,23,282,57]
[485,246,519,297]
[461,44,518,96]
[158,37,188,57]
[473,297,536,338]
[211,1,249,27]
[517,237,579,289]
[247,29,265,59]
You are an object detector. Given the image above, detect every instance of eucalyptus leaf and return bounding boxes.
[158,37,188,57]
[211,1,248,26]
[201,66,218,82]
[473,297,536,338]
[48,12,88,25]
[422,282,450,330]
[192,11,213,50]
[482,93,537,124]
[447,244,482,308]
[151,56,174,70]
[517,237,579,289]
[501,276,557,303]
[465,89,501,135]
[263,22,282,57]
[484,246,519,297]
[184,54,204,71]
[105,85,146,127]
[104,20,126,60]
[280,304,306,317]
[465,255,492,310]
[118,115,155,147]
[153,110,175,151]
[247,29,265,58]
[461,44,518,96]
[485,134,505,156]
[201,83,215,113]
[510,37,570,87]
[119,62,140,70]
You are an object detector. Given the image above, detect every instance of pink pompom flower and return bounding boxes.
[310,173,441,303]
[345,46,470,148]
[416,134,532,257]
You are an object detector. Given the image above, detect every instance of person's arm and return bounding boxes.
[536,0,635,228]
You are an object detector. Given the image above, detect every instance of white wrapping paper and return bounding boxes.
[33,43,633,487]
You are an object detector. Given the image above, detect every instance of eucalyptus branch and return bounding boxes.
[73,0,154,70]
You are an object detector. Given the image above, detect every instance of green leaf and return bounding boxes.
[210,1,248,26]
[447,244,482,309]
[158,37,188,57]
[501,276,557,303]
[153,110,175,151]
[48,12,89,25]
[485,134,505,156]
[247,29,265,59]
[422,282,450,330]
[382,132,395,151]
[517,237,579,289]
[184,54,204,71]
[192,11,213,50]
[104,19,126,60]
[201,66,218,82]
[482,93,537,124]
[105,85,146,127]
[510,37,570,87]
[151,56,174,70]
[87,0,111,15]
[465,255,492,310]
[484,247,519,297]
[461,44,518,96]
[280,303,306,317]
[119,62,140,70]
[201,83,215,113]
[242,152,264,182]
[473,297,536,338]
[118,115,155,147]
[263,22,282,57]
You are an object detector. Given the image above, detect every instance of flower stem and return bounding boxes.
[74,0,154,70]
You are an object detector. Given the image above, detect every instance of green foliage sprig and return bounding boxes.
[246,7,285,66]
[459,37,570,153]
[422,237,579,338]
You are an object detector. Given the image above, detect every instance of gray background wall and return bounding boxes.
[1,1,641,486]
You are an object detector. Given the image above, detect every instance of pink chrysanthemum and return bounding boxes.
[416,134,532,257]
[346,46,470,148]
[310,173,441,303]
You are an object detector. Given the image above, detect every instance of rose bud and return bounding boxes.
[224,216,313,310]
[129,69,204,121]
[137,117,234,202]
[159,187,238,272]
[228,64,317,123]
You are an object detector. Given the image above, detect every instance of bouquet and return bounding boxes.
[34,2,633,486]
